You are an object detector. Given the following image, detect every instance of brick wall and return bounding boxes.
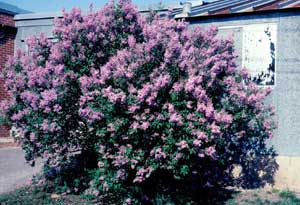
[0,13,15,27]
[0,12,16,138]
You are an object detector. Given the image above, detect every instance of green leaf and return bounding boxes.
[180,165,189,176]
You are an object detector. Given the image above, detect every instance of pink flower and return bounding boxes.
[41,120,49,131]
[102,86,127,104]
[92,190,99,196]
[11,109,29,121]
[140,121,150,130]
[187,113,195,121]
[128,35,136,47]
[172,82,183,92]
[210,123,221,135]
[176,140,189,150]
[29,133,36,142]
[186,101,193,109]
[267,130,273,138]
[79,107,103,123]
[214,111,233,126]
[193,139,201,147]
[153,74,170,90]
[53,104,62,112]
[154,148,167,159]
[40,89,58,107]
[198,153,205,158]
[128,105,139,113]
[206,146,216,158]
[175,153,183,160]
[131,121,139,129]
[103,182,109,191]
[20,91,39,110]
[116,170,126,180]
[194,131,208,141]
[240,68,249,79]
[205,103,214,118]
[98,161,105,168]
[125,198,132,204]
[133,167,154,183]
[169,112,183,125]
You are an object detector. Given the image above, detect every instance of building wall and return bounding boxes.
[0,13,15,27]
[188,11,300,190]
[14,13,57,51]
[0,12,16,138]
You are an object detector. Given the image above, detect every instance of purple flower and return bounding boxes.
[176,140,189,150]
[40,89,58,107]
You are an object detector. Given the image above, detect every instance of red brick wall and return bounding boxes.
[0,13,15,27]
[0,13,16,138]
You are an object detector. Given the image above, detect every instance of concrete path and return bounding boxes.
[0,147,42,194]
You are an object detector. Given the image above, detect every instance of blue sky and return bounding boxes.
[0,0,216,13]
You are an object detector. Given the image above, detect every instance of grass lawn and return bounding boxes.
[226,189,300,205]
[0,187,92,205]
[0,186,299,205]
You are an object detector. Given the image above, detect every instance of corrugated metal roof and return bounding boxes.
[190,0,247,16]
[278,0,300,8]
[173,0,300,18]
[0,1,30,15]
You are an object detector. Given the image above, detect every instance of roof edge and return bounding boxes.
[14,4,182,21]
[14,12,62,20]
[0,1,31,15]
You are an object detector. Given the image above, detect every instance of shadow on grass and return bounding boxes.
[0,186,240,205]
[190,188,239,205]
[0,186,91,205]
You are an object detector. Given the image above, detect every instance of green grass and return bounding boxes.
[0,186,92,205]
[276,189,300,205]
[233,189,300,205]
[1,187,299,205]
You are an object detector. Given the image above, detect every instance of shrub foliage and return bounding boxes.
[1,0,276,204]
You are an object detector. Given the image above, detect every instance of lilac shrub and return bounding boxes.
[1,0,276,203]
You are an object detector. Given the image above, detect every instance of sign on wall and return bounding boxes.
[242,24,277,86]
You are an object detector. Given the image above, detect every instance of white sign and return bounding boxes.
[242,24,277,86]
